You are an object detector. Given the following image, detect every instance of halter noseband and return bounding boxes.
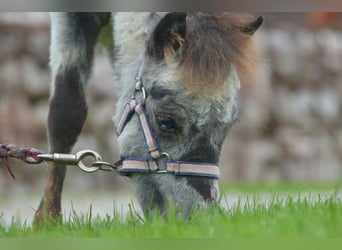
[115,64,220,179]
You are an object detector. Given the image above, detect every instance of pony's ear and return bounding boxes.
[241,16,264,35]
[147,12,187,62]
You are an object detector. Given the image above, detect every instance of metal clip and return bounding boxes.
[91,160,116,172]
[38,150,102,173]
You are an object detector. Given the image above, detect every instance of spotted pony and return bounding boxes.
[34,12,263,223]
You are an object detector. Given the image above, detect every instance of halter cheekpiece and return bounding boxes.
[114,63,220,179]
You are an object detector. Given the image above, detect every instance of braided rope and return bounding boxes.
[0,143,44,179]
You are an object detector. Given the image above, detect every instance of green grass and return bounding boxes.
[220,180,342,193]
[1,189,342,238]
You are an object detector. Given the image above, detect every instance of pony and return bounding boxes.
[33,12,263,223]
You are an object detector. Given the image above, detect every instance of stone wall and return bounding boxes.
[221,23,342,181]
[0,13,341,194]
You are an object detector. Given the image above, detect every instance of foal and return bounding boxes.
[34,12,263,223]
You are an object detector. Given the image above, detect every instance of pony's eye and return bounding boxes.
[156,115,178,132]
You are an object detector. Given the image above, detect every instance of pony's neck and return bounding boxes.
[113,13,163,83]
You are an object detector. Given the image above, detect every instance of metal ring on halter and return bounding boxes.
[75,150,102,173]
[131,85,146,106]
[161,152,170,160]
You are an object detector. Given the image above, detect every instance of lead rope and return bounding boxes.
[0,143,44,179]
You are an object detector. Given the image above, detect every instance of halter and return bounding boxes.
[115,63,220,179]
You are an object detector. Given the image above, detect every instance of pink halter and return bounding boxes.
[115,64,220,179]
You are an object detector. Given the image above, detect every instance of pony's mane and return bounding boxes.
[179,13,260,94]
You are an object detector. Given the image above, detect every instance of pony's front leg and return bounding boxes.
[34,12,109,225]
[34,66,88,224]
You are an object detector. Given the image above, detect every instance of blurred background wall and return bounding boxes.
[0,13,341,196]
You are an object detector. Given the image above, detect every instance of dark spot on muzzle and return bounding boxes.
[179,136,219,201]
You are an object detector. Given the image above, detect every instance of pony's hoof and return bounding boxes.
[33,199,62,228]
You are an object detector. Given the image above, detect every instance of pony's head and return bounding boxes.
[114,12,263,216]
